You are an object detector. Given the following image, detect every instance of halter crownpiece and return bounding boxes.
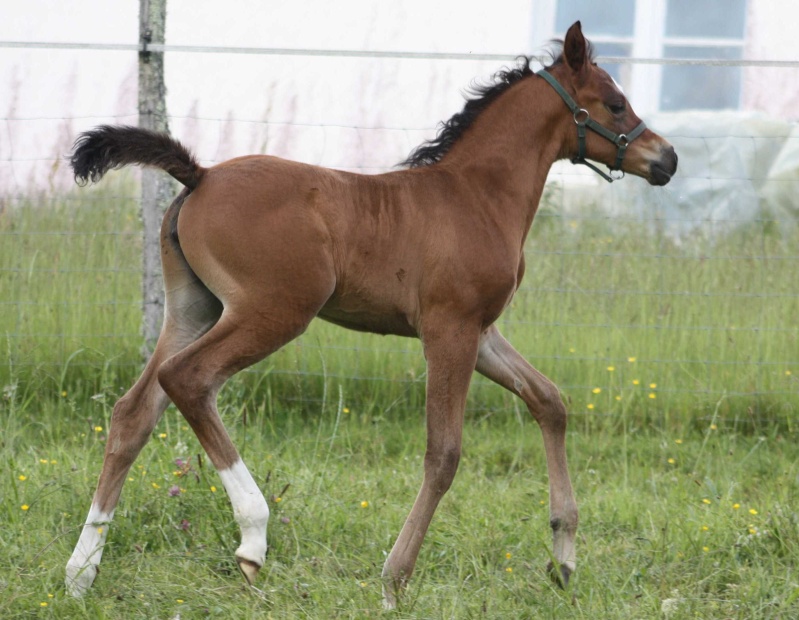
[536,69,647,183]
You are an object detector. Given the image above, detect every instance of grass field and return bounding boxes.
[1,182,798,618]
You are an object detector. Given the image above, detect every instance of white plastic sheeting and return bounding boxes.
[547,111,799,240]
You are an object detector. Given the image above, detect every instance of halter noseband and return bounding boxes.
[537,69,647,183]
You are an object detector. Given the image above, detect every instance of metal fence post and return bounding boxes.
[138,0,173,356]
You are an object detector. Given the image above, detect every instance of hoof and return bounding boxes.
[381,574,399,610]
[546,560,572,589]
[381,568,407,610]
[382,594,397,611]
[65,562,97,598]
[236,557,261,585]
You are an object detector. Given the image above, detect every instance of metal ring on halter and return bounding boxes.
[573,109,589,125]
[616,134,629,147]
[609,169,625,180]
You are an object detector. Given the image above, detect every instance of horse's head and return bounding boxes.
[545,21,677,186]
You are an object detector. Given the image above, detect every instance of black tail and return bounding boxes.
[70,125,205,190]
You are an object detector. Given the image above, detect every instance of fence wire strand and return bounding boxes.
[2,41,798,419]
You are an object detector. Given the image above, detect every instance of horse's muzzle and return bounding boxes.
[648,145,678,186]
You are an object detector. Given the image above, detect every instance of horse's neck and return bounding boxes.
[441,80,568,237]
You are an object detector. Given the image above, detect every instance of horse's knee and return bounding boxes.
[533,382,568,432]
[424,445,461,494]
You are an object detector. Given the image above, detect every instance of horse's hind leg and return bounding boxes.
[66,197,223,597]
[156,288,328,586]
[476,325,578,587]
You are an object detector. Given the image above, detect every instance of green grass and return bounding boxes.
[1,183,798,617]
[2,393,799,618]
[2,180,797,428]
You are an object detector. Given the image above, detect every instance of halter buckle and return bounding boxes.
[573,109,589,126]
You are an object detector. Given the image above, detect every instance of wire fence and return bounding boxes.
[1,41,798,421]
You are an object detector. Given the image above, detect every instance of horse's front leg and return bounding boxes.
[476,324,578,587]
[381,319,481,609]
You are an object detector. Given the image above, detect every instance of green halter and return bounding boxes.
[537,69,647,183]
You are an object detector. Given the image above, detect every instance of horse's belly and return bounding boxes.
[318,301,418,338]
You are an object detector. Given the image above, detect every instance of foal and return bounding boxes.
[65,21,676,606]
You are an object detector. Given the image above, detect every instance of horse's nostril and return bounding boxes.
[665,146,678,172]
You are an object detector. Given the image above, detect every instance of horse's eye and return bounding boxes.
[607,102,626,115]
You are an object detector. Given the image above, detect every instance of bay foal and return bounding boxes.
[66,22,677,606]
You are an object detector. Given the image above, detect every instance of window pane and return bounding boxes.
[594,42,633,90]
[660,45,743,111]
[556,0,635,36]
[666,0,746,38]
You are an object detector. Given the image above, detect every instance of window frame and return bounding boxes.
[531,0,747,115]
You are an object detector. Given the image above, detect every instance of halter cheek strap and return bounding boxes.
[537,69,647,183]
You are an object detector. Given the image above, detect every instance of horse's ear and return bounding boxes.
[563,21,588,77]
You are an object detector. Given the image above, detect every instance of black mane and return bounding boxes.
[401,41,594,168]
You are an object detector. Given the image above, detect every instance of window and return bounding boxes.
[554,0,636,88]
[660,0,746,111]
[531,0,748,114]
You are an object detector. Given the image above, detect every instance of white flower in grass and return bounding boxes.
[661,590,684,616]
